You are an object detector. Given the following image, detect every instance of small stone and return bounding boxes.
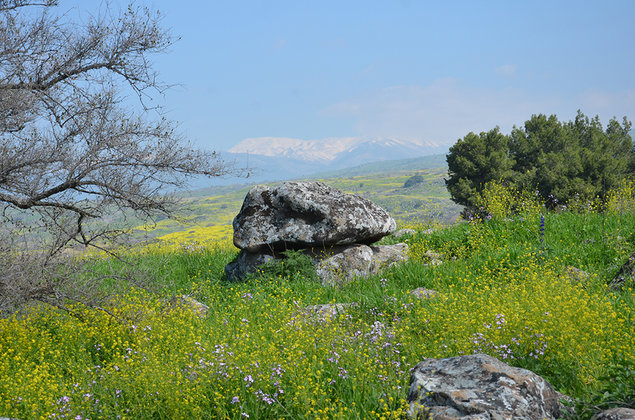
[565,266,590,283]
[225,251,275,281]
[410,288,438,299]
[370,243,409,271]
[592,407,635,420]
[393,228,416,238]
[315,244,374,287]
[178,296,209,318]
[423,250,443,266]
[610,251,635,291]
[303,303,354,321]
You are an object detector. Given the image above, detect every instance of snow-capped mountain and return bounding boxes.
[228,137,362,162]
[228,136,441,164]
[212,136,445,185]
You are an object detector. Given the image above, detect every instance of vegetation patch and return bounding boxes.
[1,185,633,419]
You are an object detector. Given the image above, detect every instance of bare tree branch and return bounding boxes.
[0,1,242,313]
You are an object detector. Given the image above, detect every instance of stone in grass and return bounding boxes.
[407,353,570,420]
[303,303,355,321]
[232,181,396,252]
[423,250,443,266]
[314,244,374,287]
[610,251,635,291]
[565,266,590,284]
[409,287,439,300]
[226,242,409,284]
[168,295,209,318]
[393,228,416,238]
[592,408,635,420]
[370,243,409,271]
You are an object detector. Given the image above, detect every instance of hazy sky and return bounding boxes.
[67,1,635,152]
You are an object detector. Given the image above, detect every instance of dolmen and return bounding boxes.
[225,181,408,285]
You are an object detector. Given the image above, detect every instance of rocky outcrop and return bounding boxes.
[232,182,396,252]
[226,182,408,283]
[592,408,635,420]
[610,251,635,291]
[407,353,569,419]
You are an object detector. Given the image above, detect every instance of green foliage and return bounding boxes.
[475,182,543,219]
[252,249,319,283]
[570,357,635,418]
[446,127,515,208]
[447,111,634,212]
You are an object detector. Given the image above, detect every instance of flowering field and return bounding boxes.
[0,185,634,419]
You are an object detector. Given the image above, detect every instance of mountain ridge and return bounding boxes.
[217,137,446,185]
[228,136,443,163]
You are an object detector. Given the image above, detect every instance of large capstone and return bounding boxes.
[232,181,396,252]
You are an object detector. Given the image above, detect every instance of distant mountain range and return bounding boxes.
[215,137,446,185]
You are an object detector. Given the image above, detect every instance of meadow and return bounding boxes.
[0,182,634,419]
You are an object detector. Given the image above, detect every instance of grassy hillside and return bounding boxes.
[132,154,460,246]
[1,190,633,419]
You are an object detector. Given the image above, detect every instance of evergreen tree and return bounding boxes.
[446,127,514,208]
[446,112,633,211]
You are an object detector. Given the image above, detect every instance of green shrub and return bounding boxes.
[253,249,319,283]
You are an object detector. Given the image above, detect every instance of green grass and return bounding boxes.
[1,202,633,419]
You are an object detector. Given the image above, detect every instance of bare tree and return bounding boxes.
[0,1,237,312]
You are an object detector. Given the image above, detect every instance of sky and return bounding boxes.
[66,0,635,153]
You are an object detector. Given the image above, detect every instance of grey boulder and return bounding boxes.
[407,353,568,419]
[592,408,635,420]
[303,303,355,321]
[225,251,274,280]
[314,244,374,286]
[232,181,396,252]
[314,243,409,286]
